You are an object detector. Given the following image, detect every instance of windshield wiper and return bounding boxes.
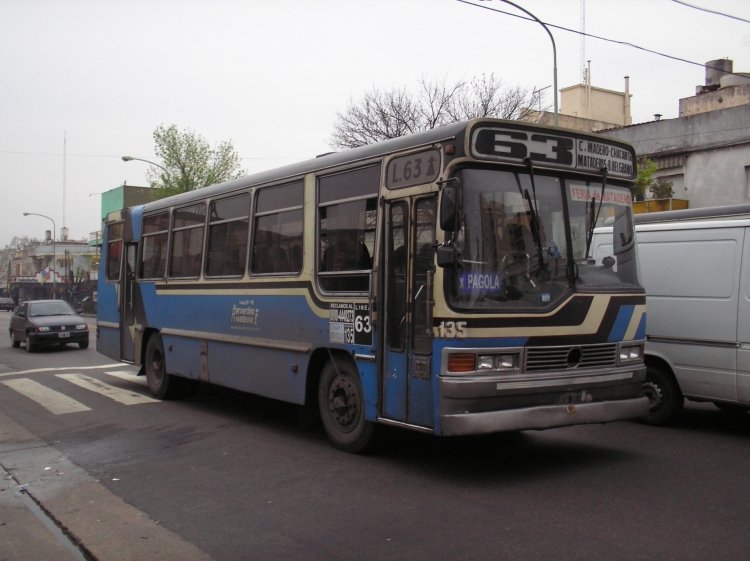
[585,167,609,259]
[522,158,547,278]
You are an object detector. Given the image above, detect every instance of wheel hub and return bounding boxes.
[328,375,358,429]
[642,381,664,411]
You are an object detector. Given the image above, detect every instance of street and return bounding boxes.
[0,313,749,561]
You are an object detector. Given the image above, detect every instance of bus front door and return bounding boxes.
[119,242,137,363]
[382,197,436,428]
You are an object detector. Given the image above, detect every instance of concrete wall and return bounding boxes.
[601,105,750,209]
[561,84,630,126]
[680,83,750,117]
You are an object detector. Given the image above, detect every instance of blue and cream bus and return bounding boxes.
[97,118,648,452]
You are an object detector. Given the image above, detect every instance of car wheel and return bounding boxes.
[78,341,89,350]
[25,333,35,353]
[10,330,20,348]
[318,357,375,453]
[641,364,683,425]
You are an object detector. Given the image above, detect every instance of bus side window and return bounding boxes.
[317,165,379,293]
[140,211,169,279]
[106,222,124,281]
[169,203,206,279]
[206,193,250,277]
[251,182,303,275]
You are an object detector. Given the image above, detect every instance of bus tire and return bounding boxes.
[145,333,177,400]
[641,364,683,425]
[318,358,374,453]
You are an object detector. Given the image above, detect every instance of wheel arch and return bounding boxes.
[644,351,679,388]
[305,347,356,408]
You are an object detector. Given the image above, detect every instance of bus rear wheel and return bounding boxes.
[318,358,374,453]
[145,333,177,399]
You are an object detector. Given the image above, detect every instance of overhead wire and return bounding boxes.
[456,0,747,78]
[670,0,750,25]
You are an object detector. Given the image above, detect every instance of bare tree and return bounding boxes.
[331,74,545,149]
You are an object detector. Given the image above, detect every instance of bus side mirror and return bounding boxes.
[440,182,460,232]
[436,244,459,269]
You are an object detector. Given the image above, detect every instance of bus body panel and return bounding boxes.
[430,293,647,434]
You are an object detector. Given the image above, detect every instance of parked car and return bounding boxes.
[0,297,15,311]
[9,299,89,352]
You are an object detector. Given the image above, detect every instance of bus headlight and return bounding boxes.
[446,349,522,374]
[477,352,520,372]
[618,343,644,365]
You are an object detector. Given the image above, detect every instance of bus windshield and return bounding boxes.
[446,167,639,310]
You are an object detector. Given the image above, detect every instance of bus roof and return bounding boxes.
[139,118,636,213]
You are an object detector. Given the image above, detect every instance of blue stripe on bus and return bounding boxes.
[607,305,633,342]
[635,312,646,340]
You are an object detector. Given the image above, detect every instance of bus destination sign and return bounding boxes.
[386,148,441,189]
[471,126,635,179]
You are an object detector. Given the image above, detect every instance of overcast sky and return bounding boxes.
[1,0,748,248]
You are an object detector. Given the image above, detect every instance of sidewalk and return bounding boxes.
[0,409,215,561]
[0,476,83,561]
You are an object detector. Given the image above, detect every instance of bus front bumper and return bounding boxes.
[439,395,649,436]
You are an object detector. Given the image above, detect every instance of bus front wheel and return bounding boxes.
[318,358,374,453]
[145,333,176,399]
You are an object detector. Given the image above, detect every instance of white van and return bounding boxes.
[593,204,750,424]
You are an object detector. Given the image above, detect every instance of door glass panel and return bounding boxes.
[412,198,436,353]
[387,202,408,350]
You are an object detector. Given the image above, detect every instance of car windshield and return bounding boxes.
[29,302,75,316]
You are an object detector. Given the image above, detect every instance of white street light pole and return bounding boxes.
[121,155,168,173]
[23,212,57,299]
[498,0,559,126]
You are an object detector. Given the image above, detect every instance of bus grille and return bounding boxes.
[525,343,617,372]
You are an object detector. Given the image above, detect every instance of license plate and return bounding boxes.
[58,332,70,339]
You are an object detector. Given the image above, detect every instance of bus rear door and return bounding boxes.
[119,241,137,363]
[382,197,436,428]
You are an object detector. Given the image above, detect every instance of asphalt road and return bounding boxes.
[0,312,749,561]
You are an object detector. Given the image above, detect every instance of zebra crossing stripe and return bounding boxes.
[1,378,91,414]
[103,370,147,385]
[56,374,158,406]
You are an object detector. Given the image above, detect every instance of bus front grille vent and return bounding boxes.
[525,343,618,371]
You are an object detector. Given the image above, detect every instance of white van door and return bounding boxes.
[638,225,741,402]
[736,226,750,403]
